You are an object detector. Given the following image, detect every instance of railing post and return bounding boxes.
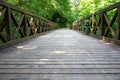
[6,6,12,41]
[48,22,50,31]
[40,20,42,33]
[45,22,47,32]
[42,21,44,32]
[100,13,106,36]
[23,14,27,36]
[91,14,96,34]
[46,23,48,31]
[37,20,40,33]
[117,7,120,40]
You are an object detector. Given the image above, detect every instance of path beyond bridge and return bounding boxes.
[0,29,120,80]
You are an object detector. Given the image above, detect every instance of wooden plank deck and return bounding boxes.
[0,29,120,80]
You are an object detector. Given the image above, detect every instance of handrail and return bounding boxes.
[72,2,120,42]
[0,1,58,45]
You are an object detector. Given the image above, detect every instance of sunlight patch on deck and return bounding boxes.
[16,46,37,50]
[52,50,66,54]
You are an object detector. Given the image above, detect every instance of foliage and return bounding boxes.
[5,0,76,23]
[77,0,120,19]
[5,0,120,24]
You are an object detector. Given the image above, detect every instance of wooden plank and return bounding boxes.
[0,74,119,80]
[0,64,120,69]
[0,61,120,65]
[0,29,120,79]
[0,68,120,74]
[1,59,120,61]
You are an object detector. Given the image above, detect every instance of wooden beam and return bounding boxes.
[95,2,120,15]
[10,12,19,27]
[37,20,40,33]
[42,21,45,32]
[23,14,27,36]
[104,13,117,39]
[104,28,110,37]
[0,0,54,23]
[100,13,106,36]
[117,7,120,40]
[110,10,118,26]
[6,7,12,41]
[91,14,97,34]
[0,18,6,32]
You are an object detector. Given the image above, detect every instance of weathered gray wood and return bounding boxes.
[0,30,54,49]
[0,68,120,74]
[0,64,120,69]
[0,29,120,80]
[0,74,120,80]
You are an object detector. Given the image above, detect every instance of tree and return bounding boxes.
[5,0,120,25]
[77,0,120,19]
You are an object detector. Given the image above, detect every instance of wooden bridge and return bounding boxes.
[0,1,120,80]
